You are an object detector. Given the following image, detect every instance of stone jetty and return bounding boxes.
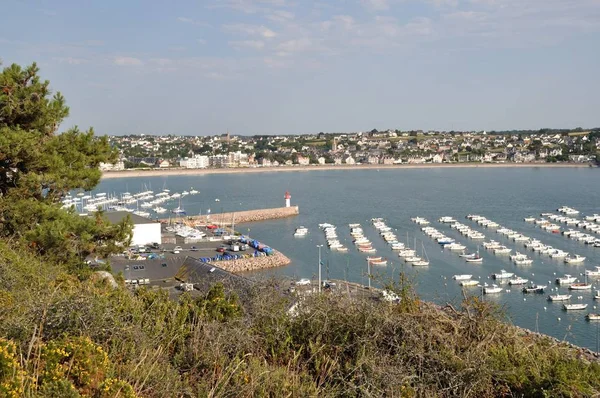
[161,206,299,225]
[213,250,291,273]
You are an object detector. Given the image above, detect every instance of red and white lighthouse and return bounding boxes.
[284,191,291,208]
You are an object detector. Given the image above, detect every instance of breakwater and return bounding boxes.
[210,250,291,273]
[161,206,299,224]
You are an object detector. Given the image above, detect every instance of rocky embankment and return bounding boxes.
[215,250,291,273]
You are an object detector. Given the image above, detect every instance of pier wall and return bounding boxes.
[163,206,299,225]
[214,250,291,273]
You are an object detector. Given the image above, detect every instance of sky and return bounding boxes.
[1,0,599,135]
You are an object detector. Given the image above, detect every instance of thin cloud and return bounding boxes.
[114,56,144,66]
[223,23,277,38]
[229,40,266,50]
[360,0,390,11]
[177,17,210,26]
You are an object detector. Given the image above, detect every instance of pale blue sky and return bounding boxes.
[2,0,599,135]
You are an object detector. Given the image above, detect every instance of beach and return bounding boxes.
[102,162,594,179]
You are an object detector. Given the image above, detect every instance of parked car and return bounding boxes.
[296,278,311,286]
[190,246,199,252]
[172,245,182,254]
[150,242,160,249]
[216,247,226,253]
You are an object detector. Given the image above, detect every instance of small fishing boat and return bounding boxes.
[484,284,503,294]
[508,277,529,285]
[460,280,479,286]
[453,274,473,281]
[586,313,600,321]
[556,274,577,285]
[564,255,586,264]
[370,259,388,266]
[522,284,547,294]
[564,303,588,310]
[548,294,572,301]
[367,256,383,262]
[569,283,592,290]
[493,270,514,279]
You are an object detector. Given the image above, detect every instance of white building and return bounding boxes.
[180,155,209,169]
[103,212,161,246]
[209,154,230,168]
[99,159,125,171]
[228,151,249,167]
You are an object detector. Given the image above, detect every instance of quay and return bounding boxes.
[159,205,299,225]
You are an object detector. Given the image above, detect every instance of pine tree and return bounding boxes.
[0,62,131,270]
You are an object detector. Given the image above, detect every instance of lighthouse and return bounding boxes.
[284,191,291,208]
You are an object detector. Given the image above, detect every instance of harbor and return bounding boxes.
[94,167,600,352]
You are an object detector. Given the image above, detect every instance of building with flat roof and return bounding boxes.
[102,211,161,246]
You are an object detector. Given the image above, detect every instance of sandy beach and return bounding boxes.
[102,162,595,180]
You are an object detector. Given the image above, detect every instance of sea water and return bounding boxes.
[97,167,600,350]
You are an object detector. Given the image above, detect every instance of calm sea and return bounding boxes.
[97,167,600,350]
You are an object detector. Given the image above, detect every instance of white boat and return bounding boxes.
[466,256,483,263]
[445,243,466,251]
[493,270,514,279]
[359,247,377,253]
[460,280,479,286]
[556,274,577,285]
[569,283,592,290]
[508,277,529,285]
[405,256,422,263]
[484,284,503,294]
[438,216,457,223]
[548,294,571,301]
[172,207,186,215]
[585,267,600,277]
[523,216,536,222]
[564,255,586,264]
[398,249,416,257]
[549,250,568,259]
[493,246,512,255]
[411,217,430,225]
[453,274,472,281]
[515,259,533,266]
[586,313,600,321]
[370,259,388,266]
[390,243,405,251]
[522,284,547,293]
[564,303,588,310]
[153,206,167,214]
[294,226,308,237]
[510,252,527,262]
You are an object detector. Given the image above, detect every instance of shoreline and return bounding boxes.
[102,162,595,179]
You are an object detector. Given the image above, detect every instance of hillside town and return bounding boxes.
[101,128,600,171]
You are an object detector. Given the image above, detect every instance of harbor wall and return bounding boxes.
[162,206,299,225]
[212,250,291,273]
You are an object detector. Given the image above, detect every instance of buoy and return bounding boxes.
[524,298,527,301]
[544,307,547,311]
[557,317,561,321]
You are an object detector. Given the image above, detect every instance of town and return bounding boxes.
[101,128,600,171]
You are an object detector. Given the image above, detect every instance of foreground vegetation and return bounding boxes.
[2,62,600,397]
[1,240,600,397]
